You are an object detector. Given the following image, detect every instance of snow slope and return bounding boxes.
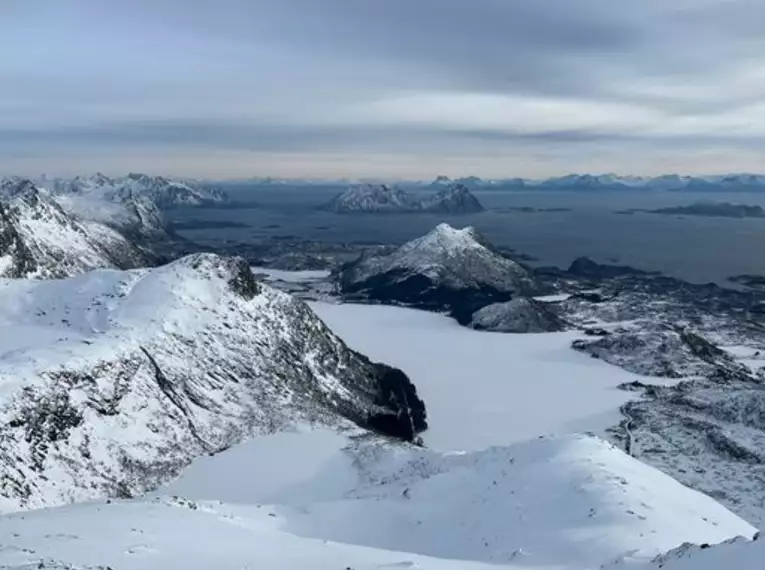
[310,301,668,451]
[0,431,754,569]
[0,254,424,513]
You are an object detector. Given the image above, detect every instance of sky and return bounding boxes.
[3,0,765,179]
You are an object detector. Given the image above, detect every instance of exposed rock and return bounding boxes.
[469,298,566,333]
[571,326,750,380]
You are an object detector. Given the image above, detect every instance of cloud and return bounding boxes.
[1,0,765,177]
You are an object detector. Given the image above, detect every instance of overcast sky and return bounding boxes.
[3,0,765,179]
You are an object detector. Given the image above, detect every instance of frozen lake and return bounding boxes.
[310,301,652,451]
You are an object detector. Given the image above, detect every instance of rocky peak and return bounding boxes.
[423,184,485,214]
[339,223,537,320]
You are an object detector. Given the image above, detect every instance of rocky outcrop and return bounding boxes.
[469,298,566,333]
[572,326,751,380]
[0,254,426,513]
[338,223,537,321]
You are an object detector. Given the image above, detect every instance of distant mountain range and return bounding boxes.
[40,172,229,208]
[321,183,485,214]
[219,173,765,192]
[420,174,765,192]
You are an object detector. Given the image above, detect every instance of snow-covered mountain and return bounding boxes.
[339,223,536,320]
[321,183,484,214]
[321,184,421,213]
[0,178,155,278]
[45,172,228,209]
[0,430,755,569]
[0,254,425,513]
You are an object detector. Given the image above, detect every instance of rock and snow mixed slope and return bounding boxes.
[534,261,765,525]
[0,430,755,569]
[0,178,154,278]
[322,183,484,214]
[339,223,536,319]
[0,254,425,513]
[469,297,567,333]
[46,172,228,209]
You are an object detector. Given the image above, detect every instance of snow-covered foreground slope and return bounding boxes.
[0,430,755,569]
[311,301,661,451]
[0,254,424,513]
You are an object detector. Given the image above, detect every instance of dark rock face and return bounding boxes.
[341,268,516,324]
[469,298,567,333]
[367,364,427,441]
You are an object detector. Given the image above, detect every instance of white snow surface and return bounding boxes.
[311,301,654,451]
[0,430,755,569]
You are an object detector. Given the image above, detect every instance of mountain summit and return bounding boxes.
[338,223,535,320]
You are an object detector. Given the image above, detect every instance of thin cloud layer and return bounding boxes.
[2,0,765,177]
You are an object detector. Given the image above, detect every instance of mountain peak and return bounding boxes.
[339,223,536,320]
[0,177,42,199]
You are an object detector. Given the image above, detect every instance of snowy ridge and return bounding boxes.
[45,172,228,208]
[0,254,424,512]
[322,183,484,214]
[0,430,755,569]
[0,178,153,278]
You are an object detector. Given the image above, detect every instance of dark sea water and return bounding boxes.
[169,185,765,285]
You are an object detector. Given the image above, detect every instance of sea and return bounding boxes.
[168,184,765,285]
